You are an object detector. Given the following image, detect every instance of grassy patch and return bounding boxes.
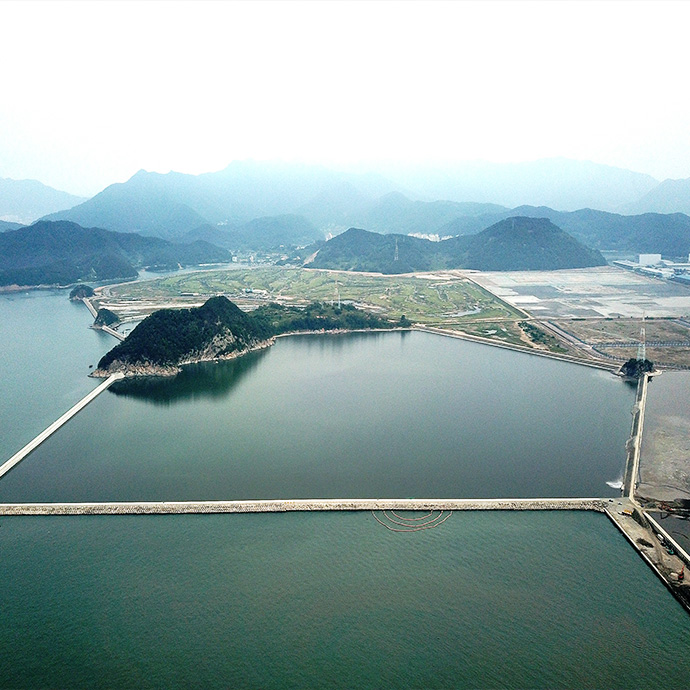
[107,267,523,325]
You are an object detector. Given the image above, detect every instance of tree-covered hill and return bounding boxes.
[96,296,270,373]
[95,296,396,376]
[442,206,690,258]
[306,218,606,274]
[0,220,231,287]
[452,216,607,270]
[306,227,447,273]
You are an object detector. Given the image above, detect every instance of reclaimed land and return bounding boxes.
[97,266,599,363]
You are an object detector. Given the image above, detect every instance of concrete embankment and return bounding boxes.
[0,497,607,516]
[605,503,690,613]
[0,373,125,480]
[622,373,649,498]
[99,324,125,341]
[414,325,618,372]
[82,297,98,318]
[82,298,125,340]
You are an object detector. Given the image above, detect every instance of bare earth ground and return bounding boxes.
[638,371,690,505]
[471,267,690,368]
[470,266,690,319]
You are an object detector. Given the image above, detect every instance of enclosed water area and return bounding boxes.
[0,330,634,502]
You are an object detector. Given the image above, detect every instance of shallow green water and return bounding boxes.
[1,511,689,689]
[0,330,634,501]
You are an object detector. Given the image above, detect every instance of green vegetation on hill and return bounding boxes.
[307,218,606,274]
[69,284,95,299]
[94,308,120,327]
[307,228,445,274]
[456,216,606,270]
[97,296,397,374]
[252,301,394,334]
[97,297,269,371]
[443,207,690,258]
[0,220,231,287]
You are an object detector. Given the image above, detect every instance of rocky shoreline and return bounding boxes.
[90,337,275,378]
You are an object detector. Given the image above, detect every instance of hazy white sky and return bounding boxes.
[2,0,690,196]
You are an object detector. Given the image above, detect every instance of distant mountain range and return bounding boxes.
[0,220,230,288]
[0,177,86,225]
[42,162,405,240]
[0,220,24,232]
[621,177,690,215]
[29,161,690,257]
[3,160,690,261]
[377,158,660,212]
[441,206,690,258]
[306,218,606,274]
[179,215,323,252]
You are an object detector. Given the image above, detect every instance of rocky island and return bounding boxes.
[619,356,655,380]
[93,296,401,377]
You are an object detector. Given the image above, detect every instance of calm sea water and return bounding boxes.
[2,290,687,689]
[1,511,690,689]
[0,327,634,501]
[0,290,113,457]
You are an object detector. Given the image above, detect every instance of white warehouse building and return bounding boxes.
[638,253,662,266]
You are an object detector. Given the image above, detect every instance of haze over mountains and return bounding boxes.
[3,159,690,267]
[622,178,690,216]
[9,159,680,257]
[0,177,86,225]
[40,159,674,234]
[377,158,660,212]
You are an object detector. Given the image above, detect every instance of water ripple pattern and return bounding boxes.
[372,509,452,531]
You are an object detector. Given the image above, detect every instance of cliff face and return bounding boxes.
[93,296,274,377]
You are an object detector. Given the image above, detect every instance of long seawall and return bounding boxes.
[0,497,607,516]
[622,373,649,499]
[414,325,618,372]
[0,373,125,480]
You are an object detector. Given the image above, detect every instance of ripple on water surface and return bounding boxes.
[0,511,689,689]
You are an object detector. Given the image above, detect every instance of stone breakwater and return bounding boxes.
[0,498,608,515]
